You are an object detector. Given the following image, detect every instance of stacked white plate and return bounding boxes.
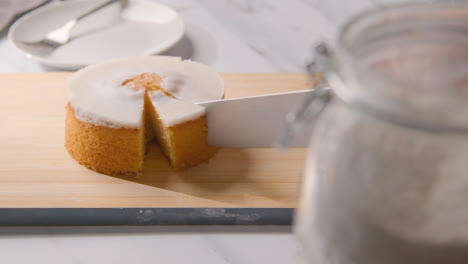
[9,0,185,70]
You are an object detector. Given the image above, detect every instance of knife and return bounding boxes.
[198,90,314,148]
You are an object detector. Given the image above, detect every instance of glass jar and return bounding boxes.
[292,2,468,264]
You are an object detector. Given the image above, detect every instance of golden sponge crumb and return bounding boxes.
[65,96,217,175]
[65,104,145,176]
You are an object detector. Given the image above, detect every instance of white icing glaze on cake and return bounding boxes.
[67,56,224,128]
[149,91,205,127]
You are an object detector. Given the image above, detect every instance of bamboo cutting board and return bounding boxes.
[0,73,312,224]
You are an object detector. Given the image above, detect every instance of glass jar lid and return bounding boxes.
[277,2,468,149]
[330,2,468,132]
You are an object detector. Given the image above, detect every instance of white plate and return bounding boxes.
[9,0,184,70]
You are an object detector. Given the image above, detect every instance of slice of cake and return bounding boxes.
[148,91,217,170]
[65,56,224,176]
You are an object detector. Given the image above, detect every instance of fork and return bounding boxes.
[20,0,122,55]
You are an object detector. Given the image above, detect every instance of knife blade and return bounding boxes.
[198,90,314,148]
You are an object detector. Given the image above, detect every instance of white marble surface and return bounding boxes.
[0,226,296,263]
[0,0,410,72]
[0,0,429,263]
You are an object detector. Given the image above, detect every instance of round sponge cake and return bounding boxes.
[65,56,224,176]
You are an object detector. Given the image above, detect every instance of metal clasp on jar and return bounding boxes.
[275,43,333,149]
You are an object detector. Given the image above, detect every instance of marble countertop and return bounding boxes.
[0,226,296,263]
[0,0,403,73]
[0,0,419,263]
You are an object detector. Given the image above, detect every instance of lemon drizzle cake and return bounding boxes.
[65,56,224,176]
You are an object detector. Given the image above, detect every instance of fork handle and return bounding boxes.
[75,0,122,21]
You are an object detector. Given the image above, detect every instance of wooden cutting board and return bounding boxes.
[0,73,311,212]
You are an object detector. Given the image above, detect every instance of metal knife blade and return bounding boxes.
[198,90,314,148]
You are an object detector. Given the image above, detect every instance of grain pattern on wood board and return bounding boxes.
[0,73,314,208]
